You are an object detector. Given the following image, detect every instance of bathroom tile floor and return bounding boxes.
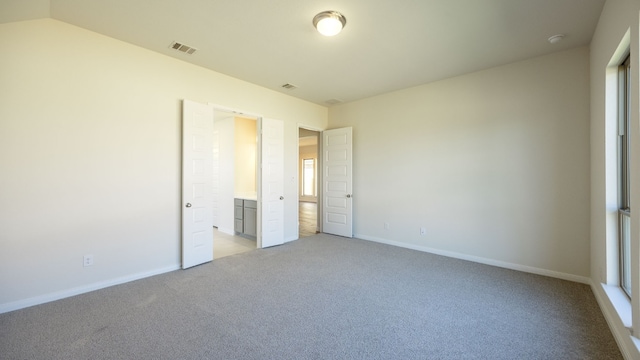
[213,228,256,259]
[212,202,318,259]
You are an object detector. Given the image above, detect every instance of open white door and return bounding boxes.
[182,100,214,268]
[322,127,353,237]
[211,129,220,228]
[260,118,285,248]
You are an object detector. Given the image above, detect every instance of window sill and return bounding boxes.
[602,283,632,330]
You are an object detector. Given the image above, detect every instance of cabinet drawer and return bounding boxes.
[234,198,244,206]
[244,200,257,209]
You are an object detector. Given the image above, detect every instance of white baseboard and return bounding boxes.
[217,227,235,236]
[354,233,591,284]
[0,264,180,314]
[590,282,638,360]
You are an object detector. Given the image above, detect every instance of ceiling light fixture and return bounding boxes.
[313,11,346,36]
[547,34,565,44]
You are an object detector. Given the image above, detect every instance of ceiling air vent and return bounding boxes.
[281,83,297,90]
[325,99,342,105]
[169,41,197,55]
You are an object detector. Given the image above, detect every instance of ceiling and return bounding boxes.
[1,0,606,107]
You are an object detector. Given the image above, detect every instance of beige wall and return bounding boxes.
[329,46,591,280]
[0,19,327,311]
[234,117,257,196]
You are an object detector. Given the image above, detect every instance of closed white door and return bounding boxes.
[182,100,214,268]
[322,127,353,237]
[260,118,284,248]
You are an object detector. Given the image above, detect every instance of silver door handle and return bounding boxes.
[346,194,352,198]
[185,203,192,208]
[280,196,284,200]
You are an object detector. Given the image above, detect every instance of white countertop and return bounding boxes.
[235,192,257,201]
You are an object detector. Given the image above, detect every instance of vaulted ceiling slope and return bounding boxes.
[1,0,605,106]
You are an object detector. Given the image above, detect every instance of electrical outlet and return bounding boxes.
[384,222,390,230]
[83,254,94,267]
[420,227,426,236]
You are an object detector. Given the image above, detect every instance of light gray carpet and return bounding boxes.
[0,234,622,359]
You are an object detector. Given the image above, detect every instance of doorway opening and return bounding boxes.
[182,100,286,268]
[299,127,320,238]
[213,108,259,258]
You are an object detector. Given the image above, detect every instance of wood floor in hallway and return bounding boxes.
[299,201,317,238]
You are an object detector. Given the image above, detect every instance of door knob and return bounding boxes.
[280,196,284,200]
[185,203,192,208]
[346,194,352,198]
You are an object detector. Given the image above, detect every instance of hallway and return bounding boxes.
[299,201,317,238]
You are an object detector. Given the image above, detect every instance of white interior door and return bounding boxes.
[260,117,284,248]
[212,129,220,227]
[322,127,353,237]
[182,99,214,268]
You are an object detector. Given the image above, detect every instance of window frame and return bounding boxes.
[302,158,316,197]
[618,54,632,297]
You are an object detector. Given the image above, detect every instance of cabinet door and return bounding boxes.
[244,207,257,237]
[234,204,243,220]
[235,219,243,233]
